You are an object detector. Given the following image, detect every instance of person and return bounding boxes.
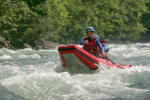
[100,39,109,52]
[93,34,109,53]
[80,27,105,57]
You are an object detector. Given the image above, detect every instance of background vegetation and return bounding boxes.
[0,0,150,48]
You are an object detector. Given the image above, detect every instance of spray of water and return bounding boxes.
[0,43,150,100]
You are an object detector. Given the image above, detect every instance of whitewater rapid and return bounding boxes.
[0,43,150,100]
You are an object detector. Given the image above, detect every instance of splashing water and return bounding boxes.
[0,43,150,100]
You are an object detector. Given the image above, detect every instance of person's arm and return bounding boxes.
[96,39,105,54]
[80,38,85,45]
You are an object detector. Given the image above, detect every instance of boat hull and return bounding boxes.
[58,44,131,70]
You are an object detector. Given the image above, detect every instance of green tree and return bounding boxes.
[0,0,34,48]
[0,0,150,49]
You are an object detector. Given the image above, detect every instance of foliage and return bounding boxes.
[0,0,150,48]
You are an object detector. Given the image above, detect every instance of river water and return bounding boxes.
[0,43,150,100]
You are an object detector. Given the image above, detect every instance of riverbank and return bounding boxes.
[1,35,150,50]
[0,36,13,49]
[0,36,58,50]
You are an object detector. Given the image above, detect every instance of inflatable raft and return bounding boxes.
[58,44,131,70]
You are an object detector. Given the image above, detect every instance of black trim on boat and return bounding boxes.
[58,48,75,51]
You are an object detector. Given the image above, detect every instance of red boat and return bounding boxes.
[58,44,131,70]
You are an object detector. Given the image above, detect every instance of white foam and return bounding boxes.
[0,55,12,59]
[18,54,28,58]
[0,43,149,100]
[30,54,41,59]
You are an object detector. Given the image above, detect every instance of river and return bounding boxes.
[0,43,150,100]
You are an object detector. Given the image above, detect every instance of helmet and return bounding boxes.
[86,27,95,33]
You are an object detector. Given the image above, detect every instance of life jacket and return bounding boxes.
[100,40,107,47]
[83,37,100,56]
[100,40,106,44]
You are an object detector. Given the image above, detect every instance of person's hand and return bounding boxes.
[84,40,89,45]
